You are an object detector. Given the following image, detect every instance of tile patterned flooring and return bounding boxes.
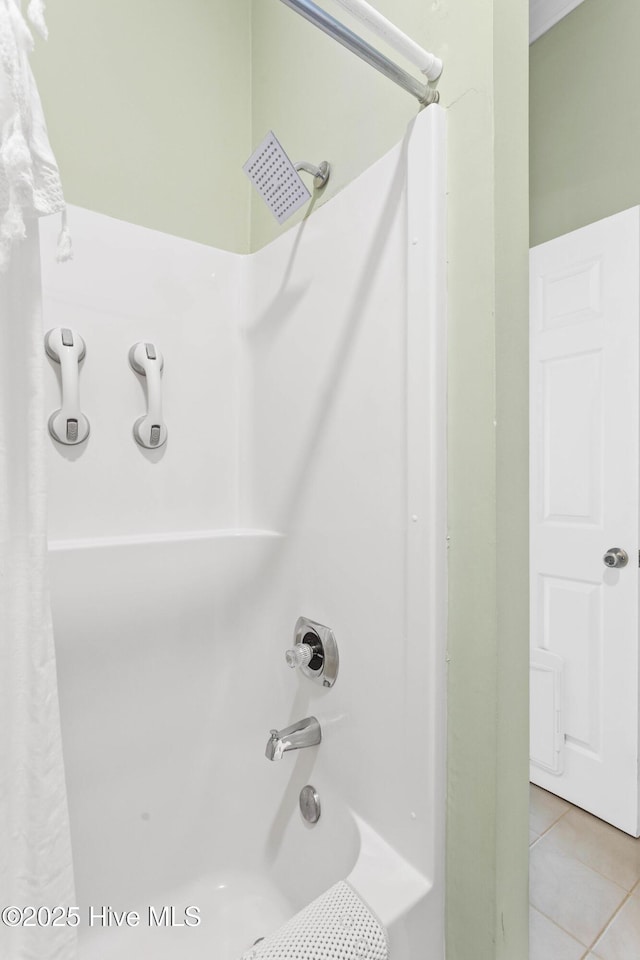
[530,785,640,959]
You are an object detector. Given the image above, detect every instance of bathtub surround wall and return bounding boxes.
[40,108,446,958]
[40,207,242,541]
[34,1,530,955]
[243,111,446,890]
[530,0,640,246]
[245,108,447,954]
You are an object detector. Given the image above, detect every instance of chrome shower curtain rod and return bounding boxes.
[276,0,442,107]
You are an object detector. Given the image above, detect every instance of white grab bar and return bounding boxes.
[128,342,167,449]
[45,327,90,445]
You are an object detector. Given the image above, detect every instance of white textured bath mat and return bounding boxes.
[241,880,388,960]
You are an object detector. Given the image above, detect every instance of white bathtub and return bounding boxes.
[49,532,435,959]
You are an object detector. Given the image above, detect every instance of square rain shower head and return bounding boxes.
[243,131,311,225]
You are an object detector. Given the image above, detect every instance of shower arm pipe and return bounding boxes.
[326,0,442,81]
[276,0,440,107]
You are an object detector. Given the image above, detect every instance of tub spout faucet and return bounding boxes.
[265,716,321,761]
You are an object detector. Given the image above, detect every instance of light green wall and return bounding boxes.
[422,2,530,956]
[32,0,252,253]
[494,0,530,954]
[530,0,640,245]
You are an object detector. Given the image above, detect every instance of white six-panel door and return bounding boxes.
[530,207,640,836]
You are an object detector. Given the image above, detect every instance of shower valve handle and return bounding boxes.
[129,342,167,449]
[285,643,314,669]
[45,328,90,445]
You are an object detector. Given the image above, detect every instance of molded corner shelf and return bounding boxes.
[47,528,284,552]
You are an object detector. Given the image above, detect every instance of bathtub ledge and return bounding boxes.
[48,528,284,552]
[347,815,432,929]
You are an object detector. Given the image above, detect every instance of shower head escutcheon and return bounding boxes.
[243,131,331,225]
[294,160,331,190]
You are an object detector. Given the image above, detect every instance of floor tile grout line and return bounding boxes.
[531,902,595,951]
[530,903,590,951]
[532,786,640,850]
[558,805,640,857]
[530,787,640,957]
[529,805,571,841]
[584,887,634,954]
[572,857,640,893]
[531,891,628,957]
[529,835,632,950]
[530,814,640,892]
[529,851,630,948]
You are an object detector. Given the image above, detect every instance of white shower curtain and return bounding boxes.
[0,2,77,958]
[0,227,77,960]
